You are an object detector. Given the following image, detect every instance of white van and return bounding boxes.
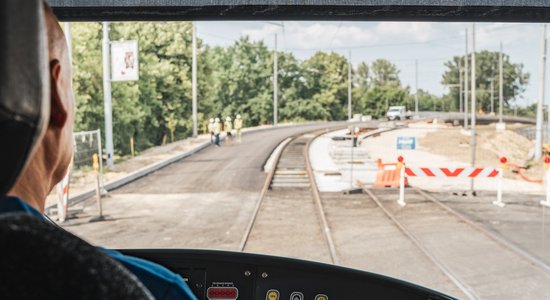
[386,106,407,121]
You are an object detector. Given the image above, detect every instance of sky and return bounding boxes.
[197,21,548,108]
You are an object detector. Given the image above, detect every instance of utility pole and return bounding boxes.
[490,78,494,115]
[459,59,463,113]
[470,23,477,194]
[102,22,114,166]
[415,59,419,117]
[64,22,72,63]
[536,24,547,160]
[192,22,198,138]
[499,42,504,124]
[464,28,469,129]
[348,51,352,120]
[273,33,278,126]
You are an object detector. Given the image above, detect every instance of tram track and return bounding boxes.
[361,187,477,299]
[240,129,340,265]
[238,125,550,299]
[361,186,550,299]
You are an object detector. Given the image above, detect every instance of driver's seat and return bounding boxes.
[0,1,152,298]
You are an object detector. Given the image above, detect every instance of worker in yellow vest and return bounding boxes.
[208,118,215,144]
[234,114,243,143]
[224,116,233,144]
[213,117,221,147]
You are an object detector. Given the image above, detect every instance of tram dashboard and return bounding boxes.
[121,249,456,300]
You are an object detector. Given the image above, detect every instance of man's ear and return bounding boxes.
[49,59,68,129]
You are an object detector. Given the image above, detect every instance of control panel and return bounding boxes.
[121,249,456,300]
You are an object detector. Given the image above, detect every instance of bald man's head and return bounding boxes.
[43,3,67,62]
[7,2,76,212]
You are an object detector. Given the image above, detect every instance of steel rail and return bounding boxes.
[413,186,550,274]
[238,134,299,251]
[304,129,341,265]
[239,126,346,265]
[361,186,477,300]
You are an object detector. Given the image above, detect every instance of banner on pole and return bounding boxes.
[111,40,139,81]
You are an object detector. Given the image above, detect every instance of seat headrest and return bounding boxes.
[0,0,49,195]
[0,213,153,299]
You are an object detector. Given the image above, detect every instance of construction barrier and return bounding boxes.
[397,156,503,207]
[542,157,550,207]
[502,157,550,208]
[56,168,71,222]
[89,153,105,222]
[374,159,408,188]
[394,155,550,208]
[405,167,499,178]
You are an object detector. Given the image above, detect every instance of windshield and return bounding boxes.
[49,21,550,299]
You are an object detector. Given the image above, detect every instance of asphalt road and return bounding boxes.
[63,122,362,249]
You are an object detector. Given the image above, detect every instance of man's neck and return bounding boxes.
[7,163,53,213]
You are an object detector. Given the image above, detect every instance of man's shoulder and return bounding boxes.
[102,249,197,300]
[0,196,43,218]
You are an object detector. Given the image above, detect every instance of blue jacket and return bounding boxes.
[0,196,197,300]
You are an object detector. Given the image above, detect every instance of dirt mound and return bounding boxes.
[420,125,544,181]
[479,128,534,166]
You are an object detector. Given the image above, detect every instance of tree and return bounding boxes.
[110,22,197,151]
[301,51,349,120]
[354,86,410,118]
[72,21,209,156]
[71,23,105,135]
[441,51,529,112]
[207,37,273,125]
[370,59,401,87]
[354,62,370,92]
[415,89,446,112]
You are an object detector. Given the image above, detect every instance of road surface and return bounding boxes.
[63,122,361,249]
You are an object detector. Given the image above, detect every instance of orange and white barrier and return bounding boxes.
[541,157,550,208]
[56,169,71,222]
[405,167,499,178]
[374,159,408,188]
[397,156,503,207]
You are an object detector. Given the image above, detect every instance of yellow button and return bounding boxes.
[266,289,279,300]
[315,294,328,300]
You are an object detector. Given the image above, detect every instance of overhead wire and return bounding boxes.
[327,21,343,49]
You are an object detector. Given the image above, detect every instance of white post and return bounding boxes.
[470,24,477,194]
[56,173,69,222]
[192,22,198,138]
[95,172,103,217]
[535,25,547,160]
[459,60,463,113]
[541,169,550,207]
[415,59,419,117]
[348,51,352,120]
[493,168,505,207]
[398,164,406,207]
[273,33,278,126]
[464,28,469,129]
[96,129,106,192]
[102,22,114,166]
[490,78,494,115]
[496,42,506,131]
[63,22,72,63]
[499,42,504,123]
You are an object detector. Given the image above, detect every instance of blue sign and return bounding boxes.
[397,136,416,150]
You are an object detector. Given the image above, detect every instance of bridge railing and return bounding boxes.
[515,126,550,144]
[416,111,535,125]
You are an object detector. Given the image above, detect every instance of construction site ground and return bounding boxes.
[57,121,550,299]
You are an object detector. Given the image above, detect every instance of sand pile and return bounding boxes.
[419,124,546,182]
